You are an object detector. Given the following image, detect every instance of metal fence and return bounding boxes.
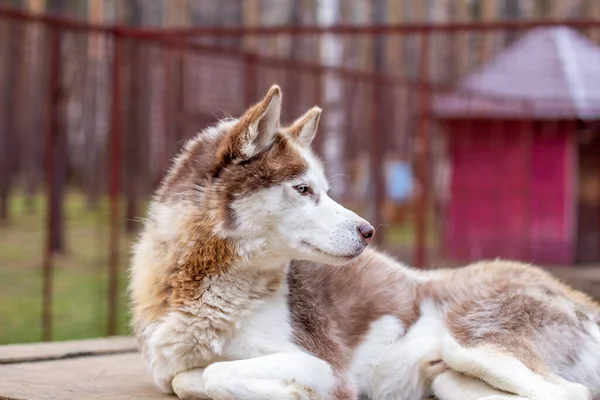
[2,7,600,344]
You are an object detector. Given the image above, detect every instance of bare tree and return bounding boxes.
[282,0,302,123]
[20,0,47,214]
[318,0,345,197]
[1,0,33,223]
[81,0,107,210]
[0,3,20,223]
[453,0,471,77]
[534,0,552,18]
[123,0,145,234]
[243,0,260,52]
[46,0,68,252]
[586,0,600,42]
[480,0,499,64]
[369,0,387,231]
[501,0,522,45]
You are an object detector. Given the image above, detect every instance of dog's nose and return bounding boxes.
[357,223,375,244]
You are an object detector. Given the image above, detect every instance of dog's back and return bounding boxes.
[289,255,600,400]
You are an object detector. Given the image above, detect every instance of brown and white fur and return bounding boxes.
[290,254,600,400]
[130,85,600,400]
[130,85,374,399]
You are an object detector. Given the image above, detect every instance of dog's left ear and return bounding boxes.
[285,106,321,148]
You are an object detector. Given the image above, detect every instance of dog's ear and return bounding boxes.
[226,85,282,161]
[285,106,321,148]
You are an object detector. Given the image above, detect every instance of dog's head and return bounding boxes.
[156,85,374,266]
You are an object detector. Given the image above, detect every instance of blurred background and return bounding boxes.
[1,0,600,345]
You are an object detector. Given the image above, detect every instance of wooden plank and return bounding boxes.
[0,347,443,400]
[0,352,167,400]
[0,336,136,364]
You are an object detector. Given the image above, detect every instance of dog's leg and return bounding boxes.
[199,352,334,400]
[433,369,530,400]
[171,369,210,400]
[440,334,590,400]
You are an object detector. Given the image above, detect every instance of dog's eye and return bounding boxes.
[294,184,309,195]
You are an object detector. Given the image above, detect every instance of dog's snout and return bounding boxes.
[357,223,375,244]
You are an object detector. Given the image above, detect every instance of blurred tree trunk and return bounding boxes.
[403,0,427,78]
[368,0,386,230]
[123,0,143,234]
[340,0,368,169]
[587,0,600,42]
[0,8,17,223]
[385,0,403,76]
[453,0,470,77]
[242,0,260,110]
[217,0,242,48]
[1,0,26,223]
[412,0,426,22]
[282,0,301,123]
[501,0,521,45]
[534,0,552,18]
[0,0,17,7]
[83,0,103,210]
[48,0,67,252]
[243,0,260,53]
[124,43,141,234]
[502,0,521,19]
[480,0,498,64]
[17,0,46,214]
[318,0,345,197]
[429,0,452,83]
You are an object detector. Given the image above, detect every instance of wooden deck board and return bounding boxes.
[0,338,168,400]
[0,336,137,364]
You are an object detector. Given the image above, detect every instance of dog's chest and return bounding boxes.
[223,290,300,359]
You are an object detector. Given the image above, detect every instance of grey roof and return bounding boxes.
[433,27,600,120]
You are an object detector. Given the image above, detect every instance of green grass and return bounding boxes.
[0,191,132,344]
[0,191,437,345]
[344,201,441,252]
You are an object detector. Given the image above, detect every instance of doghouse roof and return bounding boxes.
[433,27,600,120]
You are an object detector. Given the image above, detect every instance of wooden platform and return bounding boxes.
[0,337,171,400]
[0,337,435,400]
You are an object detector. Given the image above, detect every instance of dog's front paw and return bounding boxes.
[171,370,209,400]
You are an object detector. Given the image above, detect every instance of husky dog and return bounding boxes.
[130,85,600,400]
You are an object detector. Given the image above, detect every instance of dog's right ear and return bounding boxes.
[219,85,282,164]
[285,106,321,148]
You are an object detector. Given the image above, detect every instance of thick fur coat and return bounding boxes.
[130,86,600,400]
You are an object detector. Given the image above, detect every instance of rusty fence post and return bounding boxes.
[414,32,431,269]
[107,32,123,336]
[42,26,61,342]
